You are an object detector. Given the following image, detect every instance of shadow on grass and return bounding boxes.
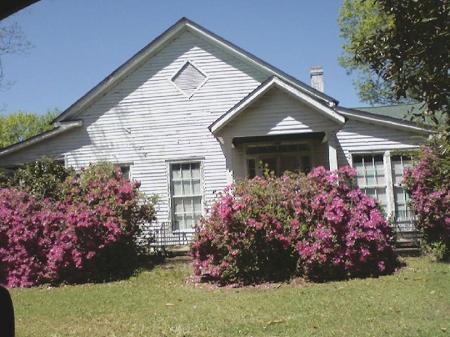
[137,250,192,272]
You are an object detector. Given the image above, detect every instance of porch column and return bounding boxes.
[327,131,338,170]
[224,138,234,185]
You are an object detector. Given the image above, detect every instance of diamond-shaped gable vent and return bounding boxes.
[172,62,206,97]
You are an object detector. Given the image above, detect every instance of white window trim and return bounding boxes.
[168,59,209,100]
[384,151,394,218]
[166,158,205,233]
[351,150,416,231]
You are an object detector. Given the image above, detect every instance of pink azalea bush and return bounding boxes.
[403,139,450,260]
[0,189,49,287]
[0,164,155,287]
[191,166,397,284]
[295,167,396,281]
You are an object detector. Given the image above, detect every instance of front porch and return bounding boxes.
[230,132,338,179]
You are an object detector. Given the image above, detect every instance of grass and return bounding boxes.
[11,256,450,337]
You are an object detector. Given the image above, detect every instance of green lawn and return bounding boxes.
[11,256,450,337]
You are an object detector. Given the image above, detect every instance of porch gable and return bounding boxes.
[209,76,345,135]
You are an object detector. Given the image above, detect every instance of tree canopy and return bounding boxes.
[0,21,30,89]
[339,0,449,126]
[0,111,57,149]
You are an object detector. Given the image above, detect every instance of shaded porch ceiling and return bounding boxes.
[232,132,325,147]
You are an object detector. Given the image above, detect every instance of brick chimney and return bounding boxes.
[310,66,324,92]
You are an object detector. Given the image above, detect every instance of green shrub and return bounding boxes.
[5,157,74,201]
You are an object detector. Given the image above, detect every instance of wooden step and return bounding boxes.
[395,246,421,257]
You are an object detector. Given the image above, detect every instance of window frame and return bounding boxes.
[167,158,204,233]
[390,153,415,228]
[352,152,388,213]
[118,164,132,180]
[351,150,416,231]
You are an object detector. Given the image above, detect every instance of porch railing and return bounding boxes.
[148,222,193,248]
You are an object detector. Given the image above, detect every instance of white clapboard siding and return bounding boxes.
[0,30,267,227]
[336,120,425,166]
[221,87,339,138]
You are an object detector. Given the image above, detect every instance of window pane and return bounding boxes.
[191,164,200,179]
[394,186,413,221]
[119,166,130,180]
[181,163,191,180]
[280,155,300,174]
[366,171,376,186]
[391,155,411,185]
[301,155,312,173]
[364,187,387,211]
[353,160,366,186]
[193,196,202,215]
[375,161,385,185]
[248,159,256,179]
[183,199,193,213]
[172,181,183,196]
[182,181,191,195]
[174,215,184,230]
[184,215,194,229]
[171,165,181,180]
[260,157,277,175]
[376,188,387,210]
[173,198,184,213]
[192,180,201,195]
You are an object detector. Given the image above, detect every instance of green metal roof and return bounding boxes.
[352,103,426,122]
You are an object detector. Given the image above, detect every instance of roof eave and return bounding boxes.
[0,121,83,158]
[338,107,433,134]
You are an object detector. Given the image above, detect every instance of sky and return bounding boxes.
[0,0,363,116]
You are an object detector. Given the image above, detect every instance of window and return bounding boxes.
[391,155,414,226]
[353,154,388,211]
[353,152,416,231]
[119,165,131,180]
[170,162,203,231]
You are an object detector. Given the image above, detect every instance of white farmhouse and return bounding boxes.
[0,18,430,246]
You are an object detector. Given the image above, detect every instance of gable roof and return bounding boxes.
[52,17,338,123]
[209,76,345,134]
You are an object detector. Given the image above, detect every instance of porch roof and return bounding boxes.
[209,76,345,135]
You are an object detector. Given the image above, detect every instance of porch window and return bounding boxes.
[352,152,415,231]
[169,162,202,231]
[246,143,312,177]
